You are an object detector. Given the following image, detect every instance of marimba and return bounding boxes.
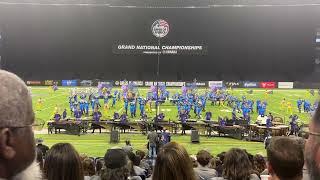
[47,120,87,136]
[249,124,289,141]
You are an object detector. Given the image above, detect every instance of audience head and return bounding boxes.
[95,159,104,175]
[267,136,304,180]
[125,140,131,146]
[101,148,130,180]
[217,151,226,162]
[36,147,43,171]
[126,151,137,176]
[190,156,198,168]
[136,150,146,160]
[209,157,216,169]
[44,143,84,180]
[82,158,95,176]
[196,150,212,167]
[153,142,197,180]
[222,148,253,180]
[0,70,36,178]
[253,154,266,174]
[305,104,320,180]
[127,151,136,162]
[133,155,141,167]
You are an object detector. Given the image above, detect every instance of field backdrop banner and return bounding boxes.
[80,80,93,87]
[61,80,78,86]
[185,82,207,87]
[166,82,185,87]
[208,81,223,88]
[260,82,276,88]
[278,82,294,89]
[44,80,54,86]
[242,81,259,88]
[26,81,42,86]
[224,81,241,88]
[294,82,320,89]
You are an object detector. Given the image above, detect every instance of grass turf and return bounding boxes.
[31,87,318,156]
[35,133,265,157]
[32,87,318,124]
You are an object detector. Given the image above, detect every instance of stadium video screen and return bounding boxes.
[0,4,319,80]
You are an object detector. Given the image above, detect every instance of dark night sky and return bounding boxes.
[0,4,319,81]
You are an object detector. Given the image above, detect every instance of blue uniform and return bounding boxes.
[54,113,61,122]
[120,114,127,124]
[91,99,96,110]
[256,100,261,112]
[180,112,188,135]
[304,101,310,112]
[124,99,129,114]
[74,110,82,120]
[79,101,84,114]
[195,102,202,118]
[112,96,117,107]
[62,110,67,119]
[84,101,89,115]
[297,100,302,113]
[219,118,226,127]
[266,117,272,128]
[130,101,136,118]
[162,131,170,144]
[290,115,299,136]
[139,99,145,116]
[232,110,237,122]
[205,112,212,120]
[93,111,102,122]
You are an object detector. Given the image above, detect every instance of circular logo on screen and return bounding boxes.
[151,19,169,38]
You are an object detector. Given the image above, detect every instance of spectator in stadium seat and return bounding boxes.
[0,70,41,180]
[136,150,150,171]
[82,157,100,180]
[305,104,320,180]
[194,150,217,180]
[44,143,84,180]
[127,151,146,178]
[244,150,259,177]
[152,142,197,180]
[267,137,304,180]
[95,158,104,176]
[215,152,225,177]
[209,158,216,169]
[253,154,266,175]
[36,138,49,156]
[211,148,259,180]
[133,154,147,179]
[36,147,44,172]
[101,148,141,180]
[190,156,198,168]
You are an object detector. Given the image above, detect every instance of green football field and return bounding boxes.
[31,87,318,157]
[34,133,266,157]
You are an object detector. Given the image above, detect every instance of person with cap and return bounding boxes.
[100,148,141,180]
[0,70,41,179]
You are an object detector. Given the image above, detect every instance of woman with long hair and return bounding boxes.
[152,142,197,180]
[43,143,84,180]
[212,148,259,180]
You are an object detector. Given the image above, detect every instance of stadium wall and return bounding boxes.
[26,80,320,89]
